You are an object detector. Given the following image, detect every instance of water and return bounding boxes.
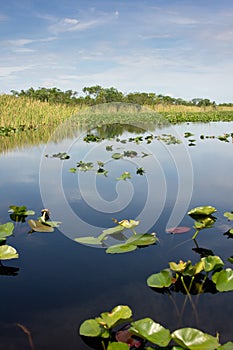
[0,121,233,349]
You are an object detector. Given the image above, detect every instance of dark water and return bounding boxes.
[0,121,233,349]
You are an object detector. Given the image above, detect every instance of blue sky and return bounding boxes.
[1,0,233,102]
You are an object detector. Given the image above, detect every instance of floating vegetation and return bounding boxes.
[8,205,35,222]
[116,172,132,181]
[166,226,191,234]
[75,218,158,254]
[79,304,230,350]
[76,161,94,172]
[50,152,70,160]
[136,167,145,175]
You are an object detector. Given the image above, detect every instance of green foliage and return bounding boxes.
[0,245,19,260]
[171,328,220,350]
[147,269,173,288]
[188,206,217,216]
[0,222,14,239]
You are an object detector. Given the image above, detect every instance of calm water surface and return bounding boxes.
[0,121,233,349]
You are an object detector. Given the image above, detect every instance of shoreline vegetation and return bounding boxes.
[0,86,233,129]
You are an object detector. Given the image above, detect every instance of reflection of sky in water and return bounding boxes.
[0,122,233,349]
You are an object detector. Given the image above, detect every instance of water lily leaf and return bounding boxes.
[100,305,132,328]
[106,145,113,151]
[184,132,194,138]
[52,152,70,160]
[106,243,137,254]
[166,227,190,234]
[28,219,54,232]
[171,328,220,350]
[98,225,124,241]
[126,233,158,246]
[0,222,14,239]
[188,206,216,216]
[218,342,233,349]
[79,319,102,337]
[147,269,173,288]
[193,217,215,230]
[212,268,233,292]
[0,245,19,260]
[69,167,77,173]
[116,172,131,181]
[136,167,145,175]
[123,150,138,158]
[107,342,129,350]
[130,318,171,346]
[74,236,102,245]
[112,153,123,160]
[77,161,94,172]
[8,205,35,217]
[224,212,233,220]
[227,256,233,264]
[201,256,224,273]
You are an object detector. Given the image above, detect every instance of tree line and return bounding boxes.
[10,85,232,107]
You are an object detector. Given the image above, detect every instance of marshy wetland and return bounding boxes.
[1,102,233,349]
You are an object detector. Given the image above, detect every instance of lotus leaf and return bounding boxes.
[201,256,224,273]
[0,245,19,260]
[107,342,129,350]
[100,305,132,328]
[171,328,220,350]
[79,319,102,337]
[0,222,14,239]
[106,243,137,254]
[147,269,173,288]
[126,233,158,246]
[212,268,233,292]
[188,206,216,216]
[130,318,171,346]
[28,219,54,232]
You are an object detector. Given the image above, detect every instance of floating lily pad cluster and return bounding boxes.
[75,219,158,254]
[147,255,233,293]
[0,222,18,261]
[188,206,217,240]
[79,304,231,350]
[184,131,233,145]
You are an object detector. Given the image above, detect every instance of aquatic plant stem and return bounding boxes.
[192,230,200,240]
[131,228,137,235]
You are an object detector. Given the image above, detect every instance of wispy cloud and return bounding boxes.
[0,65,32,77]
[49,17,100,33]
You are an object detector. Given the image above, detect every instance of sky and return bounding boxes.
[0,0,233,103]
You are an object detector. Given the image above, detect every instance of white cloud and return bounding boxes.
[49,17,102,33]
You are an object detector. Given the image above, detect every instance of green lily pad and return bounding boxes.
[126,233,158,246]
[112,153,123,160]
[107,342,129,350]
[147,269,173,288]
[74,236,102,245]
[212,268,233,292]
[188,206,216,217]
[0,245,19,260]
[116,172,131,181]
[106,243,137,254]
[193,217,215,230]
[98,225,124,241]
[100,305,132,328]
[8,205,35,216]
[77,161,94,172]
[218,342,233,350]
[224,212,233,220]
[171,328,220,350]
[130,318,171,346]
[201,256,224,273]
[0,222,14,239]
[28,219,54,232]
[79,319,102,337]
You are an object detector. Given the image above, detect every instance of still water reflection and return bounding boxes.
[0,121,233,349]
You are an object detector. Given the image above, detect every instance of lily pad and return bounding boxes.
[224,212,233,221]
[107,342,129,350]
[106,243,137,254]
[166,226,190,234]
[112,153,123,160]
[147,269,173,288]
[8,205,35,216]
[79,319,102,337]
[201,255,224,273]
[0,222,14,239]
[212,268,233,292]
[74,236,102,245]
[188,206,216,216]
[116,172,131,181]
[98,225,124,241]
[0,245,19,260]
[28,219,54,232]
[218,342,233,350]
[100,305,132,328]
[130,318,171,346]
[126,233,158,246]
[171,328,220,350]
